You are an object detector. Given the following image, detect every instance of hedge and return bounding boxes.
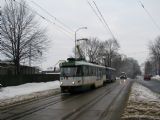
[0,74,60,87]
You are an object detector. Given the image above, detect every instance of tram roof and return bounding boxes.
[76,61,106,68]
[60,60,116,69]
[106,67,116,71]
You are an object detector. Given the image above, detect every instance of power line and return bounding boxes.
[87,0,116,40]
[138,0,160,32]
[92,1,116,40]
[87,0,105,28]
[30,1,87,38]
[12,0,74,40]
[30,0,74,35]
[46,18,74,40]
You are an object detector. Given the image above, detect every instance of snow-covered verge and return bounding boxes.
[0,81,60,108]
[122,82,160,120]
[151,75,160,81]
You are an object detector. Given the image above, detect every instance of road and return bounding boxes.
[136,78,160,94]
[0,79,132,120]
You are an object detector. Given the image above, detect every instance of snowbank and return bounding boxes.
[122,82,160,120]
[0,81,60,108]
[152,75,160,81]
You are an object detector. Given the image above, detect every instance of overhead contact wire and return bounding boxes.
[87,0,105,28]
[12,0,74,40]
[139,0,160,32]
[30,1,74,35]
[92,1,116,40]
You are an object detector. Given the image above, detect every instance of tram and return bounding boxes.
[59,58,116,93]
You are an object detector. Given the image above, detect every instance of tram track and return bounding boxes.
[0,80,130,120]
[61,82,119,120]
[0,82,117,120]
[0,93,81,120]
[100,80,131,120]
[61,80,131,120]
[1,93,61,113]
[0,89,61,111]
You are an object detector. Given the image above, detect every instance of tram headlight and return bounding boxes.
[72,81,75,84]
[60,82,63,85]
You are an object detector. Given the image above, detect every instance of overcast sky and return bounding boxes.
[1,0,160,70]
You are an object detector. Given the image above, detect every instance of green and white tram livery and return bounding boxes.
[60,58,115,93]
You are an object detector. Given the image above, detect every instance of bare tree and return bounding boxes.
[112,53,123,75]
[144,60,152,75]
[74,37,102,63]
[149,37,160,75]
[0,0,48,74]
[120,57,141,78]
[74,38,120,66]
[85,38,102,63]
[101,39,120,67]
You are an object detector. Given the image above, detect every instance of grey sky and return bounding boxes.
[1,0,160,70]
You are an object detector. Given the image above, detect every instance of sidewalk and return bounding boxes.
[0,81,60,109]
[122,82,160,120]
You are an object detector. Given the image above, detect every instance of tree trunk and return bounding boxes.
[15,59,20,75]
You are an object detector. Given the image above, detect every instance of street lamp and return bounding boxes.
[75,27,87,58]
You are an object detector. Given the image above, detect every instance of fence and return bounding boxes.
[0,74,60,87]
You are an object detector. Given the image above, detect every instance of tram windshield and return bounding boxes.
[60,66,82,77]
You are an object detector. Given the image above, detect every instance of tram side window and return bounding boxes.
[93,67,95,76]
[88,66,91,76]
[96,68,98,76]
[99,68,103,78]
[96,68,101,80]
[89,66,91,76]
[89,66,94,76]
[92,67,95,76]
[94,67,97,75]
[103,69,105,76]
[76,66,82,76]
[83,66,89,76]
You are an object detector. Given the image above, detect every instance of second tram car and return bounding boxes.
[60,58,116,93]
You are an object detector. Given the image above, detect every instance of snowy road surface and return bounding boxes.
[0,79,160,120]
[0,81,60,107]
[0,81,60,100]
[122,82,160,120]
[152,75,160,81]
[137,77,160,94]
[0,79,132,120]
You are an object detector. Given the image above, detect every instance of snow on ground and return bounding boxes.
[152,75,160,81]
[0,81,60,108]
[122,82,160,120]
